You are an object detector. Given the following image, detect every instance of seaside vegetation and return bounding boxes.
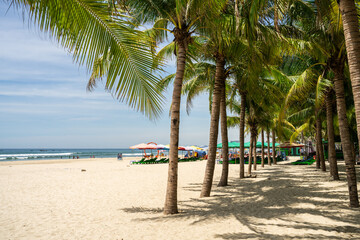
[8,0,360,213]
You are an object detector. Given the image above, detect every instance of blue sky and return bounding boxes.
[0,3,243,148]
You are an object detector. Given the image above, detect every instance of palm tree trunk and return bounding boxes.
[164,41,187,214]
[248,132,253,176]
[332,58,359,207]
[239,92,246,178]
[315,134,320,169]
[267,128,271,165]
[235,0,240,34]
[338,0,360,150]
[326,90,339,180]
[261,129,265,167]
[253,132,257,171]
[301,132,306,157]
[274,0,280,33]
[218,76,229,187]
[272,129,276,164]
[200,53,225,197]
[316,115,326,171]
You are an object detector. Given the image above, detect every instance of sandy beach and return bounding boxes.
[1,157,360,239]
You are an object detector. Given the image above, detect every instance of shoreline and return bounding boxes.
[0,157,139,166]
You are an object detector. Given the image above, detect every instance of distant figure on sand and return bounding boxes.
[117,153,122,160]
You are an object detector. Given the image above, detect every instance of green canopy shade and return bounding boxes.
[264,142,280,147]
[217,141,279,148]
[217,142,240,148]
[244,142,265,148]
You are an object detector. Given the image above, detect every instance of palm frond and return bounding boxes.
[11,0,165,119]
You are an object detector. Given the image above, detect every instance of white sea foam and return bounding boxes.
[0,153,73,158]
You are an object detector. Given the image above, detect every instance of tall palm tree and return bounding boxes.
[267,128,271,165]
[272,128,277,164]
[125,0,226,213]
[326,89,339,180]
[338,0,360,147]
[261,129,265,167]
[313,1,359,207]
[200,14,240,197]
[218,79,230,187]
[330,54,359,207]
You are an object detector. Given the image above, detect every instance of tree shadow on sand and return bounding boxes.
[122,164,360,239]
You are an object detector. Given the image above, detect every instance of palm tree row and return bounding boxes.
[8,0,360,213]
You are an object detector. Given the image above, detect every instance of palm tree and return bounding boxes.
[261,129,265,167]
[315,110,326,171]
[326,89,339,180]
[313,1,359,207]
[125,0,226,213]
[267,128,271,165]
[338,0,360,147]
[200,17,237,196]
[272,129,277,164]
[218,79,230,187]
[330,54,359,207]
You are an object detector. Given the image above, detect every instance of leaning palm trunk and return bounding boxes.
[315,115,326,171]
[267,128,271,165]
[326,90,339,180]
[272,129,276,164]
[261,129,265,167]
[239,92,246,178]
[332,58,359,207]
[200,54,225,197]
[164,40,188,214]
[218,78,229,187]
[248,132,254,176]
[339,0,360,150]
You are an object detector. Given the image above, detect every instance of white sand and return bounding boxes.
[1,157,360,239]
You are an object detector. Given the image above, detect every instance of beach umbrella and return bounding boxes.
[184,146,197,151]
[157,144,169,150]
[190,145,204,150]
[129,142,162,157]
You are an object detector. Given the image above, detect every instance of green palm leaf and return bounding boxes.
[11,0,164,119]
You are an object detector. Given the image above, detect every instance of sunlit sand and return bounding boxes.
[0,157,359,239]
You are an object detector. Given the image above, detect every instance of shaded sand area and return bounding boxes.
[1,157,360,239]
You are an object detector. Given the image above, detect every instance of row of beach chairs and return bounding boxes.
[131,157,203,165]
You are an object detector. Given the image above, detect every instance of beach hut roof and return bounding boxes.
[278,142,304,148]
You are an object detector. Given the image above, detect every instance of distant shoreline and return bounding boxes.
[0,156,140,165]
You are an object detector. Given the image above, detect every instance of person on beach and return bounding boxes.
[117,153,122,160]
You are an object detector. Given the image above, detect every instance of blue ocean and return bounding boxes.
[0,149,153,161]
